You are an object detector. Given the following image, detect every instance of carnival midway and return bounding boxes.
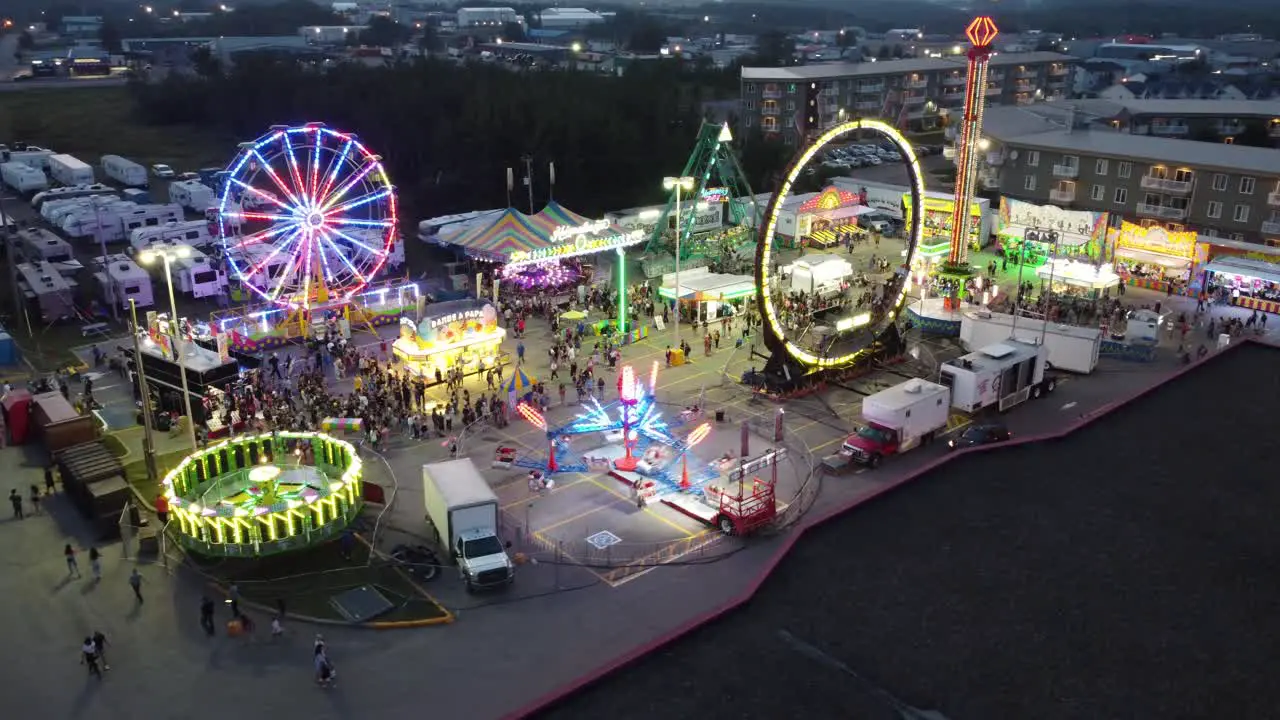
[10,20,1273,714]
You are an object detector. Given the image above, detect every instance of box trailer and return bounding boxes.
[940,339,1056,414]
[101,155,149,187]
[422,459,514,592]
[48,154,96,186]
[960,310,1101,374]
[168,179,215,213]
[92,253,155,309]
[1,161,49,193]
[842,379,950,466]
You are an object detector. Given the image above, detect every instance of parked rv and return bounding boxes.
[0,144,56,170]
[92,254,155,309]
[171,247,227,299]
[17,261,78,322]
[17,228,82,276]
[31,183,116,210]
[101,155,149,187]
[63,203,182,242]
[48,154,96,186]
[129,220,215,251]
[168,179,215,213]
[1,161,48,193]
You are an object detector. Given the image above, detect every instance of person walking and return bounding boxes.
[44,466,56,494]
[92,631,110,671]
[65,544,80,578]
[9,488,23,519]
[200,596,216,636]
[89,546,102,581]
[81,637,102,678]
[29,485,41,515]
[128,568,144,603]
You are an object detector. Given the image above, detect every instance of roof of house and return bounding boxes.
[999,126,1280,175]
[740,51,1075,81]
[1093,98,1280,118]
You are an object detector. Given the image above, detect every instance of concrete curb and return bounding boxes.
[503,338,1272,720]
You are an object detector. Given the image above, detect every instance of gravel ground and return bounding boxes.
[536,343,1280,720]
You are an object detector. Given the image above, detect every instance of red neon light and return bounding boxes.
[965,16,998,48]
[516,402,547,431]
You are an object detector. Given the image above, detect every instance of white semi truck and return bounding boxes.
[960,309,1100,374]
[422,459,514,592]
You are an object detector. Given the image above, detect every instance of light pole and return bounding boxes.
[129,298,159,480]
[663,175,695,348]
[139,245,198,450]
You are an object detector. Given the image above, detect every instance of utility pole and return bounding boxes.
[521,154,535,214]
[129,299,159,481]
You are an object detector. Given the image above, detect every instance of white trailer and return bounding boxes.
[60,201,139,240]
[0,145,56,170]
[17,261,78,322]
[842,379,950,466]
[940,340,1056,414]
[1,161,49,193]
[17,228,82,276]
[960,310,1101,374]
[117,203,185,237]
[43,196,128,224]
[168,179,215,213]
[31,183,116,210]
[92,254,155,309]
[48,154,96,186]
[129,220,215,250]
[101,155,149,187]
[170,247,227,299]
[228,244,288,290]
[422,459,514,592]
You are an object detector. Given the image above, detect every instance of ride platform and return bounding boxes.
[905,297,966,337]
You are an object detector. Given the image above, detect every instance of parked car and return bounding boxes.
[178,171,199,180]
[948,423,1012,450]
[151,163,175,178]
[864,155,882,166]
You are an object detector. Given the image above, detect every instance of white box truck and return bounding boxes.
[842,378,951,467]
[1,161,49,193]
[48,154,96,186]
[101,155,149,187]
[168,179,215,213]
[960,310,1101,374]
[422,459,514,592]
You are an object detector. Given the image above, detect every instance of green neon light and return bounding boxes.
[617,247,627,334]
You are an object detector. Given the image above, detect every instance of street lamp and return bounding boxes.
[663,175,695,349]
[139,245,198,450]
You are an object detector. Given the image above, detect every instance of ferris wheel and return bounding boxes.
[217,122,397,310]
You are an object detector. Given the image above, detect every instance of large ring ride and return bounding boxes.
[162,431,364,556]
[754,118,925,370]
[217,123,397,310]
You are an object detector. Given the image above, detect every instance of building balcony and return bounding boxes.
[854,100,880,110]
[1150,124,1189,136]
[761,106,780,116]
[1140,176,1193,194]
[1014,68,1037,79]
[1050,187,1076,203]
[940,94,966,107]
[1262,220,1280,236]
[902,93,927,105]
[985,85,1001,95]
[1015,81,1034,92]
[821,87,838,97]
[1136,203,1187,220]
[1216,123,1245,135]
[858,81,885,92]
[1052,164,1079,179]
[1268,191,1280,207]
[905,79,929,89]
[985,151,1005,166]
[988,71,1006,81]
[1048,65,1070,76]
[762,89,782,99]
[1047,78,1068,88]
[942,75,965,86]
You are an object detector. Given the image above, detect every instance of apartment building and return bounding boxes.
[981,115,1280,245]
[739,51,1076,144]
[1074,98,1280,146]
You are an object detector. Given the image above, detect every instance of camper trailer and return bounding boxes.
[100,155,149,187]
[48,154,96,186]
[17,228,82,276]
[1,161,49,193]
[91,254,155,309]
[42,196,126,225]
[63,203,182,241]
[0,144,56,170]
[129,220,215,251]
[59,201,139,240]
[228,244,287,290]
[116,204,185,238]
[31,183,116,210]
[16,261,78,322]
[171,247,227,299]
[168,179,216,213]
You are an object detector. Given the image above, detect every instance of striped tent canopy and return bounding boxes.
[506,367,536,394]
[444,208,548,261]
[529,201,594,232]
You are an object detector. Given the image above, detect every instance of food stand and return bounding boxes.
[1203,256,1280,313]
[905,192,992,251]
[1109,223,1197,294]
[658,268,755,324]
[393,300,505,379]
[998,197,1109,265]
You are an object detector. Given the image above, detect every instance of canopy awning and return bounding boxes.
[1113,246,1192,269]
[999,225,1091,248]
[659,272,755,301]
[1205,258,1280,286]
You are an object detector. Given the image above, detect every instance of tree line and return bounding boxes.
[128,56,792,224]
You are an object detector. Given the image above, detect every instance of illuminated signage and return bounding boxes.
[508,224,645,266]
[430,309,484,329]
[1114,222,1195,259]
[701,187,730,203]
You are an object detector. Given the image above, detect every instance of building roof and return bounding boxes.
[740,51,1074,82]
[1000,126,1280,175]
[1095,98,1280,118]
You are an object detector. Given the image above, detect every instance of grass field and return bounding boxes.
[0,85,233,170]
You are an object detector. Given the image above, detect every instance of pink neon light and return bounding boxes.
[687,422,712,448]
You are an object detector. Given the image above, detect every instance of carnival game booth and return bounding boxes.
[787,254,854,300]
[1036,259,1122,297]
[769,186,872,249]
[998,197,1109,266]
[137,325,239,426]
[393,299,505,381]
[1109,223,1198,294]
[905,192,992,252]
[658,267,755,325]
[1203,256,1280,314]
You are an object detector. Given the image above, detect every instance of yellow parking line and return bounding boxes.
[498,475,593,510]
[536,502,616,534]
[587,477,697,538]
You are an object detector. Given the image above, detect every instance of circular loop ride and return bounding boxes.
[162,431,364,556]
[753,118,925,373]
[217,123,397,310]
